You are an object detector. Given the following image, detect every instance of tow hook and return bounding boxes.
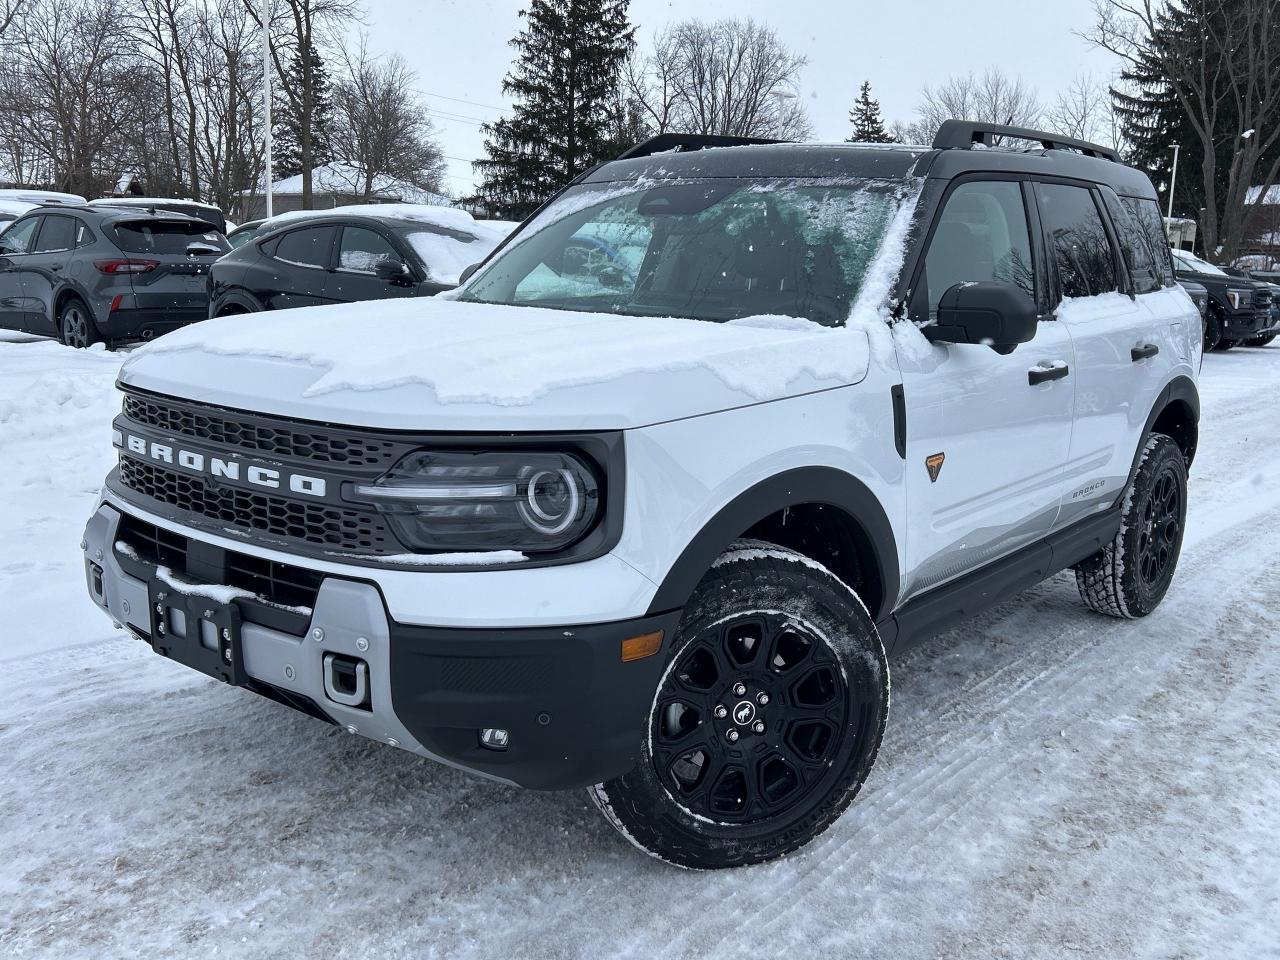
[323,652,370,709]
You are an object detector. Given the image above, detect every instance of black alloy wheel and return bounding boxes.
[1136,464,1181,589]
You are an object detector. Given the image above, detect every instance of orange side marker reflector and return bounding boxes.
[621,630,664,662]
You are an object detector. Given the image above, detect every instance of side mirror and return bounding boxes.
[458,262,482,285]
[374,259,413,285]
[924,281,1039,355]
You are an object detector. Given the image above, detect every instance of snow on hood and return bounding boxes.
[120,298,872,431]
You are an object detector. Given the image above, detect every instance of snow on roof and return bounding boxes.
[252,162,453,206]
[261,202,490,236]
[88,196,220,211]
[1246,184,1280,205]
[0,199,36,217]
[0,188,86,205]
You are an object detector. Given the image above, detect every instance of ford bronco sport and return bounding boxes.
[82,122,1200,869]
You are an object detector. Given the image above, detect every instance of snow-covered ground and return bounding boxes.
[1,329,1278,959]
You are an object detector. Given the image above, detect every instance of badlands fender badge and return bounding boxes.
[926,452,946,483]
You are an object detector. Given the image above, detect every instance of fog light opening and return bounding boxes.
[479,728,510,751]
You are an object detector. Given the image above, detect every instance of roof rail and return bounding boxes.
[932,119,1120,163]
[616,133,785,161]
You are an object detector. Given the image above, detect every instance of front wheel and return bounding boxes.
[1075,434,1187,618]
[591,540,889,869]
[58,298,100,349]
[1202,307,1222,352]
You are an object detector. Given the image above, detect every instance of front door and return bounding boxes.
[21,213,78,336]
[0,216,40,330]
[323,225,420,303]
[896,178,1076,599]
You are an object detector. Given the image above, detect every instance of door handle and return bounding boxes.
[1028,362,1069,386]
[1131,343,1159,362]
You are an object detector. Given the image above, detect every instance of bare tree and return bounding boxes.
[329,44,445,200]
[892,69,1042,145]
[246,0,358,208]
[1045,74,1121,147]
[630,19,811,140]
[0,0,24,39]
[1087,0,1280,261]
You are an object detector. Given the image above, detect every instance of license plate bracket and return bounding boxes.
[148,581,247,686]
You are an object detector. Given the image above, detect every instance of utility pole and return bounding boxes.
[262,0,273,219]
[1166,142,1180,221]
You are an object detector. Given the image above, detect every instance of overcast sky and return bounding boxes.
[362,0,1122,197]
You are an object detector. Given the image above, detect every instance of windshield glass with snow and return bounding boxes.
[1172,249,1228,278]
[461,178,914,327]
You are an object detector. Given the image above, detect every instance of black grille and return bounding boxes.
[122,393,400,467]
[119,456,395,553]
[116,514,324,611]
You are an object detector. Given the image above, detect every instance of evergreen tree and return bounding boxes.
[473,0,636,219]
[273,43,335,181]
[847,80,895,144]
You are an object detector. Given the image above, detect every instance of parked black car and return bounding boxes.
[0,204,229,347]
[1222,266,1280,346]
[226,219,265,249]
[1170,248,1276,350]
[1177,277,1209,320]
[88,197,228,234]
[207,206,507,317]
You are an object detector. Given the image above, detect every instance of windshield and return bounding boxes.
[461,178,914,327]
[1172,248,1228,278]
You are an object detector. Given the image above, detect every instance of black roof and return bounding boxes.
[584,124,1157,201]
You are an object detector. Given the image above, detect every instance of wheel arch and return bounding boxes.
[1126,376,1199,497]
[210,290,264,317]
[53,285,93,324]
[645,467,900,624]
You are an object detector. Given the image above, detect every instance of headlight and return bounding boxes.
[349,450,601,553]
[1226,288,1251,310]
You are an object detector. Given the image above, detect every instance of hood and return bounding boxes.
[120,298,872,431]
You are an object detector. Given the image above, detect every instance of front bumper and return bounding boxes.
[83,502,680,790]
[1222,308,1275,340]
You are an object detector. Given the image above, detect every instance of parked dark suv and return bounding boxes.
[207,206,507,317]
[0,205,229,347]
[1170,247,1275,350]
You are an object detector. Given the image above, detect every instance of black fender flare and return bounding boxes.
[1122,375,1200,497]
[210,290,264,317]
[645,466,900,623]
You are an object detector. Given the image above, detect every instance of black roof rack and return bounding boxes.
[932,119,1120,163]
[616,133,785,161]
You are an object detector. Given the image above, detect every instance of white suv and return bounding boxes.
[82,122,1201,869]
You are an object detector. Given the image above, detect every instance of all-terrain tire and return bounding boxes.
[58,298,100,349]
[591,539,889,869]
[1202,307,1222,352]
[1246,332,1276,347]
[1075,434,1187,619]
[1214,338,1238,351]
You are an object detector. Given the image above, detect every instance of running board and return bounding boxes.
[878,507,1121,656]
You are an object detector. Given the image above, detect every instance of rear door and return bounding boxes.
[0,216,40,329]
[254,225,337,310]
[896,177,1076,599]
[1035,182,1174,527]
[323,225,420,303]
[21,213,79,335]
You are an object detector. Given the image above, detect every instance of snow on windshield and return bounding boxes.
[1174,249,1228,277]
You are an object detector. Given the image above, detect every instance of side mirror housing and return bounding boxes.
[924,281,1039,355]
[374,258,413,285]
[458,262,482,285]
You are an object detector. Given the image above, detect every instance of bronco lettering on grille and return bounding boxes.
[114,432,328,498]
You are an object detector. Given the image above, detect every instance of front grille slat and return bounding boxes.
[119,456,395,553]
[122,394,400,466]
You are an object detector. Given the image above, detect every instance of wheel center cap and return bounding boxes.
[732,700,757,726]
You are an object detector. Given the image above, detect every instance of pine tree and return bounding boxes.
[273,43,335,181]
[473,0,636,219]
[847,80,895,144]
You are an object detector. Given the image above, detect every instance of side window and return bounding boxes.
[1036,183,1119,299]
[921,180,1036,319]
[1102,193,1160,294]
[1123,197,1175,287]
[1,216,41,255]
[337,226,398,275]
[274,226,335,269]
[32,215,77,253]
[75,222,95,247]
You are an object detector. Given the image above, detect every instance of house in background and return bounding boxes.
[1241,184,1280,269]
[239,161,454,219]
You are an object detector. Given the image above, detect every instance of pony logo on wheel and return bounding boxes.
[733,701,757,726]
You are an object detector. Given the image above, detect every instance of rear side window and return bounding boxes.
[33,215,77,253]
[75,222,95,246]
[274,226,335,269]
[1036,183,1119,299]
[920,180,1036,319]
[1100,193,1160,295]
[1122,198,1175,287]
[113,221,229,255]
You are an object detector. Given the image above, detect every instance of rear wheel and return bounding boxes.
[58,298,100,349]
[591,540,889,869]
[1246,332,1276,347]
[1075,434,1187,619]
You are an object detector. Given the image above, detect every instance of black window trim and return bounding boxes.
[31,213,79,255]
[907,171,1048,323]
